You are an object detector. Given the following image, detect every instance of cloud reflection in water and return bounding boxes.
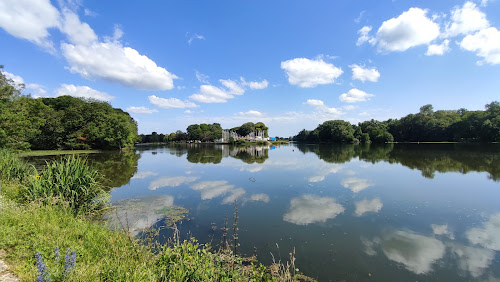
[283,194,344,225]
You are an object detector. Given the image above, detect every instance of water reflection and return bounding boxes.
[132,171,158,179]
[450,243,495,278]
[149,176,198,190]
[108,195,175,235]
[431,224,454,239]
[341,177,373,193]
[354,198,383,216]
[185,144,269,164]
[191,180,236,200]
[366,230,446,274]
[283,194,344,225]
[466,213,500,251]
[296,143,500,181]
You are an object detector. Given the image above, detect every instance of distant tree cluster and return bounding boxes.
[294,103,500,143]
[0,67,138,150]
[138,130,188,143]
[230,122,269,138]
[187,123,223,141]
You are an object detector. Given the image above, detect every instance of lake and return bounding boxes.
[26,143,500,281]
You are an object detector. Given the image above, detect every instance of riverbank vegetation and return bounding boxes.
[294,102,500,143]
[0,150,310,281]
[0,67,138,151]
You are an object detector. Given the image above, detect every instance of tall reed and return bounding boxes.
[0,149,35,182]
[22,156,109,215]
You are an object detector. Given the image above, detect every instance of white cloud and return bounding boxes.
[431,224,454,239]
[55,84,114,101]
[3,71,47,97]
[188,33,205,45]
[127,106,159,114]
[339,88,374,103]
[283,194,344,225]
[190,84,234,103]
[281,58,343,88]
[149,176,198,190]
[249,193,270,203]
[354,198,383,216]
[220,79,245,95]
[426,40,451,56]
[350,64,380,82]
[304,99,343,116]
[356,26,374,46]
[460,27,500,65]
[62,41,179,90]
[242,79,269,90]
[341,177,373,193]
[308,164,342,183]
[60,9,97,45]
[131,171,158,179]
[222,188,246,204]
[450,243,495,278]
[149,95,199,109]
[195,71,210,83]
[466,213,500,250]
[375,8,440,52]
[191,180,235,200]
[238,110,263,117]
[380,230,445,274]
[0,0,60,51]
[443,2,489,38]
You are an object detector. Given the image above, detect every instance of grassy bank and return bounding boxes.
[0,150,311,281]
[17,150,100,157]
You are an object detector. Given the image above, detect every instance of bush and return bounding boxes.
[21,156,109,215]
[0,149,35,182]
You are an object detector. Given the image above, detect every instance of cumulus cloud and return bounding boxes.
[191,180,235,200]
[149,176,198,190]
[450,243,495,278]
[60,9,97,45]
[283,194,344,225]
[222,188,246,204]
[460,27,500,65]
[380,230,446,274]
[426,40,451,56]
[0,0,60,51]
[443,2,489,38]
[149,95,199,109]
[466,213,500,250]
[55,84,114,101]
[281,58,343,88]
[190,84,234,103]
[62,41,179,90]
[3,71,47,97]
[132,171,158,179]
[304,99,343,116]
[220,79,245,95]
[356,26,375,46]
[127,106,159,114]
[354,198,383,216]
[350,64,380,82]
[339,88,374,103]
[375,8,440,52]
[238,110,263,117]
[341,177,373,193]
[241,78,269,90]
[431,224,454,239]
[249,194,270,203]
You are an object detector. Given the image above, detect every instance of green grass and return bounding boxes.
[18,150,99,157]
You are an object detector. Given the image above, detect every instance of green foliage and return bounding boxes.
[186,123,223,141]
[21,156,109,215]
[294,102,499,143]
[0,149,35,183]
[156,239,272,281]
[0,200,157,281]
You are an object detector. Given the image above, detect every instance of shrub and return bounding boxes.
[21,156,109,215]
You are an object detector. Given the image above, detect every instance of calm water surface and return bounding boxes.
[28,143,500,281]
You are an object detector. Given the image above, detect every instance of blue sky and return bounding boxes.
[1,0,499,136]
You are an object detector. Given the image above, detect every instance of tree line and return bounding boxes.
[139,121,270,143]
[294,103,500,143]
[0,66,138,150]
